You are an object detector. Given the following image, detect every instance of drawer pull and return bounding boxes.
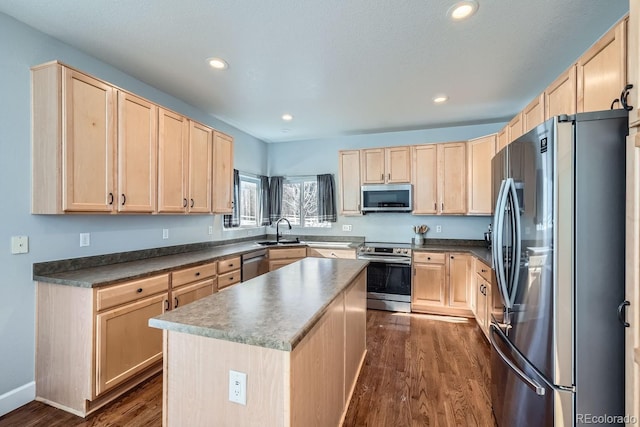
[427,257,431,260]
[228,263,234,267]
[195,272,200,276]
[136,288,143,293]
[164,299,170,311]
[228,276,234,281]
[481,269,487,273]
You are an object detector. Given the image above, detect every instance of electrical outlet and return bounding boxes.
[11,236,29,254]
[342,224,352,232]
[162,229,169,239]
[208,226,214,235]
[80,233,91,247]
[436,225,442,233]
[229,370,247,405]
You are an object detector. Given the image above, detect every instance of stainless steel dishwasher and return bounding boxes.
[241,249,268,282]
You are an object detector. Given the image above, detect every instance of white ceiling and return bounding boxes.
[0,0,629,142]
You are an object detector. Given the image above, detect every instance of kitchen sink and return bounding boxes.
[255,239,301,246]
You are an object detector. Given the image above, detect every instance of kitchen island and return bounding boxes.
[149,257,368,427]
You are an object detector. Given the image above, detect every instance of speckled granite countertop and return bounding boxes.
[149,257,368,351]
[32,237,364,288]
[412,244,493,267]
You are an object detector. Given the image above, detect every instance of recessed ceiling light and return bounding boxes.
[447,1,479,21]
[282,113,293,121]
[433,95,449,104]
[207,57,228,70]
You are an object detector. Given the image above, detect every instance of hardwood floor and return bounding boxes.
[343,310,494,427]
[0,310,493,427]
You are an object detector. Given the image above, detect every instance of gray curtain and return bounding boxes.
[269,176,284,224]
[259,175,270,226]
[223,169,240,227]
[317,174,337,222]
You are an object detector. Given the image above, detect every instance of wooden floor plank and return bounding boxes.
[0,310,494,427]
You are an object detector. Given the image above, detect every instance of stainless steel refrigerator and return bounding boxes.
[490,110,628,427]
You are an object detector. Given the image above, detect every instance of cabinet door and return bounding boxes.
[522,94,545,135]
[475,278,487,333]
[412,262,446,308]
[448,253,470,309]
[62,68,116,212]
[577,19,626,113]
[188,121,212,213]
[385,146,411,183]
[496,125,509,153]
[411,145,438,214]
[508,112,523,142]
[338,150,362,215]
[117,92,157,213]
[212,132,234,213]
[361,149,385,184]
[467,134,496,215]
[95,292,167,395]
[545,65,577,120]
[483,280,492,339]
[268,258,299,272]
[172,279,215,309]
[158,108,188,213]
[439,142,466,214]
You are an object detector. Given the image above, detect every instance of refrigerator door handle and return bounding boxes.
[490,324,546,396]
[507,179,522,307]
[492,180,511,308]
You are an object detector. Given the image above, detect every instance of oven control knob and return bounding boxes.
[402,249,408,254]
[367,247,372,252]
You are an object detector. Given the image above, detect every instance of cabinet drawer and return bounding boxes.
[96,274,169,312]
[218,270,241,289]
[218,256,241,274]
[269,247,307,260]
[413,252,446,264]
[268,258,299,271]
[172,262,217,288]
[476,260,493,283]
[306,247,356,259]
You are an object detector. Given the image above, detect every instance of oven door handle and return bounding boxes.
[357,256,411,265]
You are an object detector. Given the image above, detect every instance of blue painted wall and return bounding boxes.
[267,124,505,242]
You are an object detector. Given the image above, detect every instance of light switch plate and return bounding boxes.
[208,226,213,235]
[11,236,29,254]
[80,233,90,247]
[342,224,352,232]
[162,229,169,239]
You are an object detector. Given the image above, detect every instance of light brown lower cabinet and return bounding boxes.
[268,247,306,272]
[172,279,216,308]
[411,252,473,317]
[217,256,241,289]
[36,274,170,417]
[306,247,356,259]
[475,259,495,340]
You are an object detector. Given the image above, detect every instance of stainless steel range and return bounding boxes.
[357,242,412,312]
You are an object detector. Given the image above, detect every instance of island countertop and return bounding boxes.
[149,257,368,352]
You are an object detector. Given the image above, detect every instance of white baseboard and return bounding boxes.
[0,382,35,417]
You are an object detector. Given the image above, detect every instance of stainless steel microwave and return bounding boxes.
[361,184,412,213]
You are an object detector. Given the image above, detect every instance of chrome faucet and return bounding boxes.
[275,217,292,243]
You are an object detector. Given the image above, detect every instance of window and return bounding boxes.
[282,178,331,228]
[225,174,261,228]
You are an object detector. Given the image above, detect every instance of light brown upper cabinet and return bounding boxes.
[412,142,466,215]
[577,18,627,113]
[522,94,545,134]
[338,150,362,215]
[544,65,577,120]
[412,145,438,214]
[33,63,158,214]
[629,6,640,127]
[212,131,234,214]
[116,92,157,213]
[187,121,213,213]
[361,146,411,184]
[496,125,509,153]
[157,108,189,213]
[32,62,117,214]
[508,112,524,143]
[467,134,496,215]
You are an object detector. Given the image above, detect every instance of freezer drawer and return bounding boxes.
[490,325,573,427]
